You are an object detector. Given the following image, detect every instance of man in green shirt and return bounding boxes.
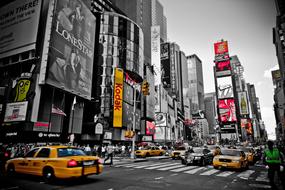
[263,140,284,189]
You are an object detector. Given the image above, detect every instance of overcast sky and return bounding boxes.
[160,0,277,140]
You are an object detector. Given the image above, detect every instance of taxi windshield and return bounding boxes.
[57,148,86,157]
[221,149,241,157]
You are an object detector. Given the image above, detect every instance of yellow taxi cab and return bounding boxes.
[5,145,103,182]
[135,146,165,158]
[240,147,255,164]
[213,148,249,170]
[170,146,187,159]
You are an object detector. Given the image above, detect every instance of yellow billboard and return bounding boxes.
[113,68,124,127]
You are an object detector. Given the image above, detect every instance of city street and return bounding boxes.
[0,157,276,190]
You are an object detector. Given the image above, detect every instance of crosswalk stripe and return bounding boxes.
[170,166,198,172]
[237,170,255,180]
[184,167,207,174]
[115,162,152,168]
[256,171,269,182]
[146,163,180,170]
[216,171,235,177]
[157,164,186,171]
[133,162,165,168]
[200,169,220,176]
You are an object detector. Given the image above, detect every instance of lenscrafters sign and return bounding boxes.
[45,0,96,100]
[0,0,42,59]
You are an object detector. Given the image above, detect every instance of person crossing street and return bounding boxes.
[104,144,114,166]
[263,140,285,190]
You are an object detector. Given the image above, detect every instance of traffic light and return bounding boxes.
[141,80,150,96]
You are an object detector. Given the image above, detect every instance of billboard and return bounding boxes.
[151,26,161,86]
[271,69,281,85]
[217,76,233,99]
[0,0,42,59]
[45,0,96,99]
[155,113,167,126]
[238,91,249,115]
[113,68,124,128]
[161,43,169,60]
[218,99,237,123]
[146,121,156,135]
[216,60,231,72]
[214,41,228,55]
[241,118,252,135]
[4,101,28,122]
[161,43,171,88]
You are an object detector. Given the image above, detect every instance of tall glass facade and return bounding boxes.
[97,12,144,131]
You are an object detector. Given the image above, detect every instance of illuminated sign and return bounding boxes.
[4,101,28,122]
[217,76,233,99]
[218,99,237,123]
[146,121,156,135]
[238,92,249,115]
[113,68,124,127]
[214,41,229,55]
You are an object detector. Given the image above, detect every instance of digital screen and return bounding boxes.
[218,99,237,123]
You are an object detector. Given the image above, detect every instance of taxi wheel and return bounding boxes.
[159,152,163,156]
[43,167,55,183]
[7,164,15,176]
[145,153,150,157]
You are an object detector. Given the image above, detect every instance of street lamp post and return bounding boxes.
[131,84,137,159]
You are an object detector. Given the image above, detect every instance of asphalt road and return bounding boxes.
[0,158,281,190]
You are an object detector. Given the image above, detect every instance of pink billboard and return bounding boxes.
[218,99,237,123]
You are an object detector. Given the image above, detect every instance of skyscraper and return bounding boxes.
[151,0,167,42]
[186,54,205,114]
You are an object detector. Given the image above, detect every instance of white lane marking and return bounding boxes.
[237,170,255,180]
[157,164,185,171]
[170,173,178,176]
[184,167,207,174]
[200,169,220,176]
[170,166,198,172]
[155,177,164,180]
[249,184,271,189]
[114,162,151,168]
[145,163,180,170]
[133,162,167,168]
[216,171,235,177]
[256,171,269,182]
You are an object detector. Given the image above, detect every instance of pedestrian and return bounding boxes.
[104,144,114,166]
[84,144,91,155]
[102,145,106,158]
[263,140,285,190]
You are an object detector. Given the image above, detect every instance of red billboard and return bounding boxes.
[218,99,237,123]
[241,118,252,135]
[46,0,96,100]
[214,41,228,55]
[216,60,231,72]
[146,121,156,135]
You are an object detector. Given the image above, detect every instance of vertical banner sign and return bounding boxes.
[0,0,42,59]
[45,0,96,100]
[113,68,124,128]
[160,43,171,88]
[151,26,161,86]
[238,91,249,115]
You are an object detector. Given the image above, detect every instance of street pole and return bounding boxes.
[131,85,137,159]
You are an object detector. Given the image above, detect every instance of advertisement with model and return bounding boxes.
[0,0,42,59]
[45,0,96,100]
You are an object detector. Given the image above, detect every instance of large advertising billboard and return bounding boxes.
[151,26,161,86]
[0,0,42,59]
[217,76,233,99]
[4,101,28,122]
[155,113,167,126]
[46,0,96,99]
[238,91,249,115]
[113,68,124,128]
[161,44,171,88]
[214,41,228,55]
[218,99,237,123]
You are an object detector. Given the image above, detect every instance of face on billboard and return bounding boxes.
[214,41,228,55]
[217,76,233,99]
[218,99,236,123]
[46,0,96,100]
